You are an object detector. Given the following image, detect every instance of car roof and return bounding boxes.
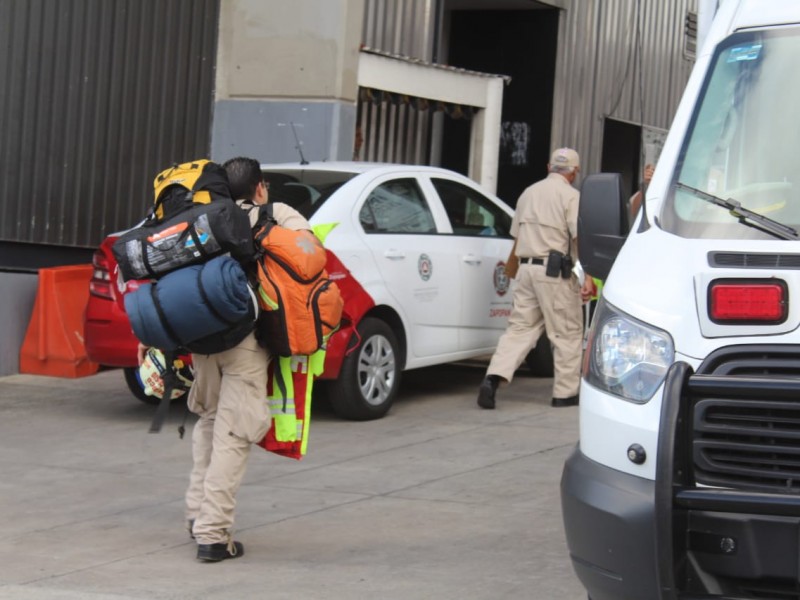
[259,160,469,178]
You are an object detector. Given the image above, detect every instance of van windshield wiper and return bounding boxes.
[675,181,799,241]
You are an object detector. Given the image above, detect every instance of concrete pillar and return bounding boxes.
[211,0,365,163]
[468,77,503,195]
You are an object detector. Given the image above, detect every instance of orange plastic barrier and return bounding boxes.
[19,264,100,378]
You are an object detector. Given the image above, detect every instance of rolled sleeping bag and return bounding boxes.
[125,255,256,352]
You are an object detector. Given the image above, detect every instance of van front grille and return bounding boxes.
[693,398,800,492]
[690,346,800,493]
[710,252,800,269]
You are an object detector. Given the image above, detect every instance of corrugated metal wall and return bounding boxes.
[551,0,697,175]
[362,0,439,60]
[0,0,219,250]
[360,0,696,178]
[356,89,434,165]
[359,0,441,165]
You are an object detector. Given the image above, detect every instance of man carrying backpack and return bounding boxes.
[139,157,309,562]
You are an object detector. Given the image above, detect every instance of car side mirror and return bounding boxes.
[578,173,628,281]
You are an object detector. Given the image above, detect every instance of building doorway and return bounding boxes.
[440,7,559,208]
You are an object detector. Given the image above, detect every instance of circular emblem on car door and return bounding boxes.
[418,254,433,281]
[494,261,510,296]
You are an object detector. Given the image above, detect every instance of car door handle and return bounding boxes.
[462,254,482,265]
[384,250,406,260]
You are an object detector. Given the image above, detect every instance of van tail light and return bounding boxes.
[708,279,787,324]
[89,250,113,300]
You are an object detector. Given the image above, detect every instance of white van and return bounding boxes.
[561,2,800,599]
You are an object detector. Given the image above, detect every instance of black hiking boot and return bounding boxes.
[197,540,245,562]
[551,395,579,408]
[477,375,499,409]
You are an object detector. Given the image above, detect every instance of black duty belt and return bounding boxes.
[519,257,544,265]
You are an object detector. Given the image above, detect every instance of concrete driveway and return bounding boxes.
[0,360,586,600]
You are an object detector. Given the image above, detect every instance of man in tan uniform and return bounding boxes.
[137,157,310,562]
[477,148,593,410]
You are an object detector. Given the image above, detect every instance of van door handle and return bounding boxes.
[384,250,406,260]
[463,254,482,265]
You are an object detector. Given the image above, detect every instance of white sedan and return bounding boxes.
[262,162,552,420]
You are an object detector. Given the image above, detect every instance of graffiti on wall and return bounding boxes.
[500,122,530,167]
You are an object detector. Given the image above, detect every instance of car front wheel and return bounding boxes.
[327,317,401,421]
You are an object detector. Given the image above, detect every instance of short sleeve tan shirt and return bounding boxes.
[511,173,579,259]
[268,202,311,231]
[238,200,311,231]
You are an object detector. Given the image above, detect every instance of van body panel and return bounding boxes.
[561,449,659,600]
[563,1,800,597]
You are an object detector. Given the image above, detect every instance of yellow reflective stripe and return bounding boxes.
[322,324,340,346]
[258,286,279,310]
[299,349,325,456]
[296,420,304,440]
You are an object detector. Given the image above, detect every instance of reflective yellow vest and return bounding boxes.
[592,277,604,301]
[257,350,325,460]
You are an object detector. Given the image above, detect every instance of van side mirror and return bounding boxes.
[578,173,628,281]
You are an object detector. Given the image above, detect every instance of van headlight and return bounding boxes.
[583,299,674,403]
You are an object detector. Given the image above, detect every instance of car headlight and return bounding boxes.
[583,299,674,403]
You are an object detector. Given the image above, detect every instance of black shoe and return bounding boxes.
[477,376,499,409]
[197,541,245,562]
[551,395,579,408]
[188,519,195,540]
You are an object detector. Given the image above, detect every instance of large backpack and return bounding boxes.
[112,159,254,281]
[253,204,344,356]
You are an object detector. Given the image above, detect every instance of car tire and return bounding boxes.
[525,335,554,377]
[123,366,161,405]
[327,317,401,421]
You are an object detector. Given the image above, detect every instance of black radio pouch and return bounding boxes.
[546,251,562,278]
[560,254,573,279]
[546,251,573,279]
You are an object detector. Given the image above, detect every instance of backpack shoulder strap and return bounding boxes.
[253,203,278,246]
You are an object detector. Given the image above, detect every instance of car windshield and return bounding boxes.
[662,27,800,240]
[261,169,358,218]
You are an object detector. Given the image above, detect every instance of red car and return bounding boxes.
[84,234,152,402]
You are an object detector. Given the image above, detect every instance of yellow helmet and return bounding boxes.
[138,347,193,399]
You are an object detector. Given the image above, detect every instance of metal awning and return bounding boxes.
[357,46,510,193]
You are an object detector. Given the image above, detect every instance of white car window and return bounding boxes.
[359,178,437,234]
[431,178,512,237]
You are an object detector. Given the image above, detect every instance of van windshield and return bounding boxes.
[663,28,800,239]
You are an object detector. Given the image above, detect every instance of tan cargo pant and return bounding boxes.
[185,332,270,545]
[487,263,583,399]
